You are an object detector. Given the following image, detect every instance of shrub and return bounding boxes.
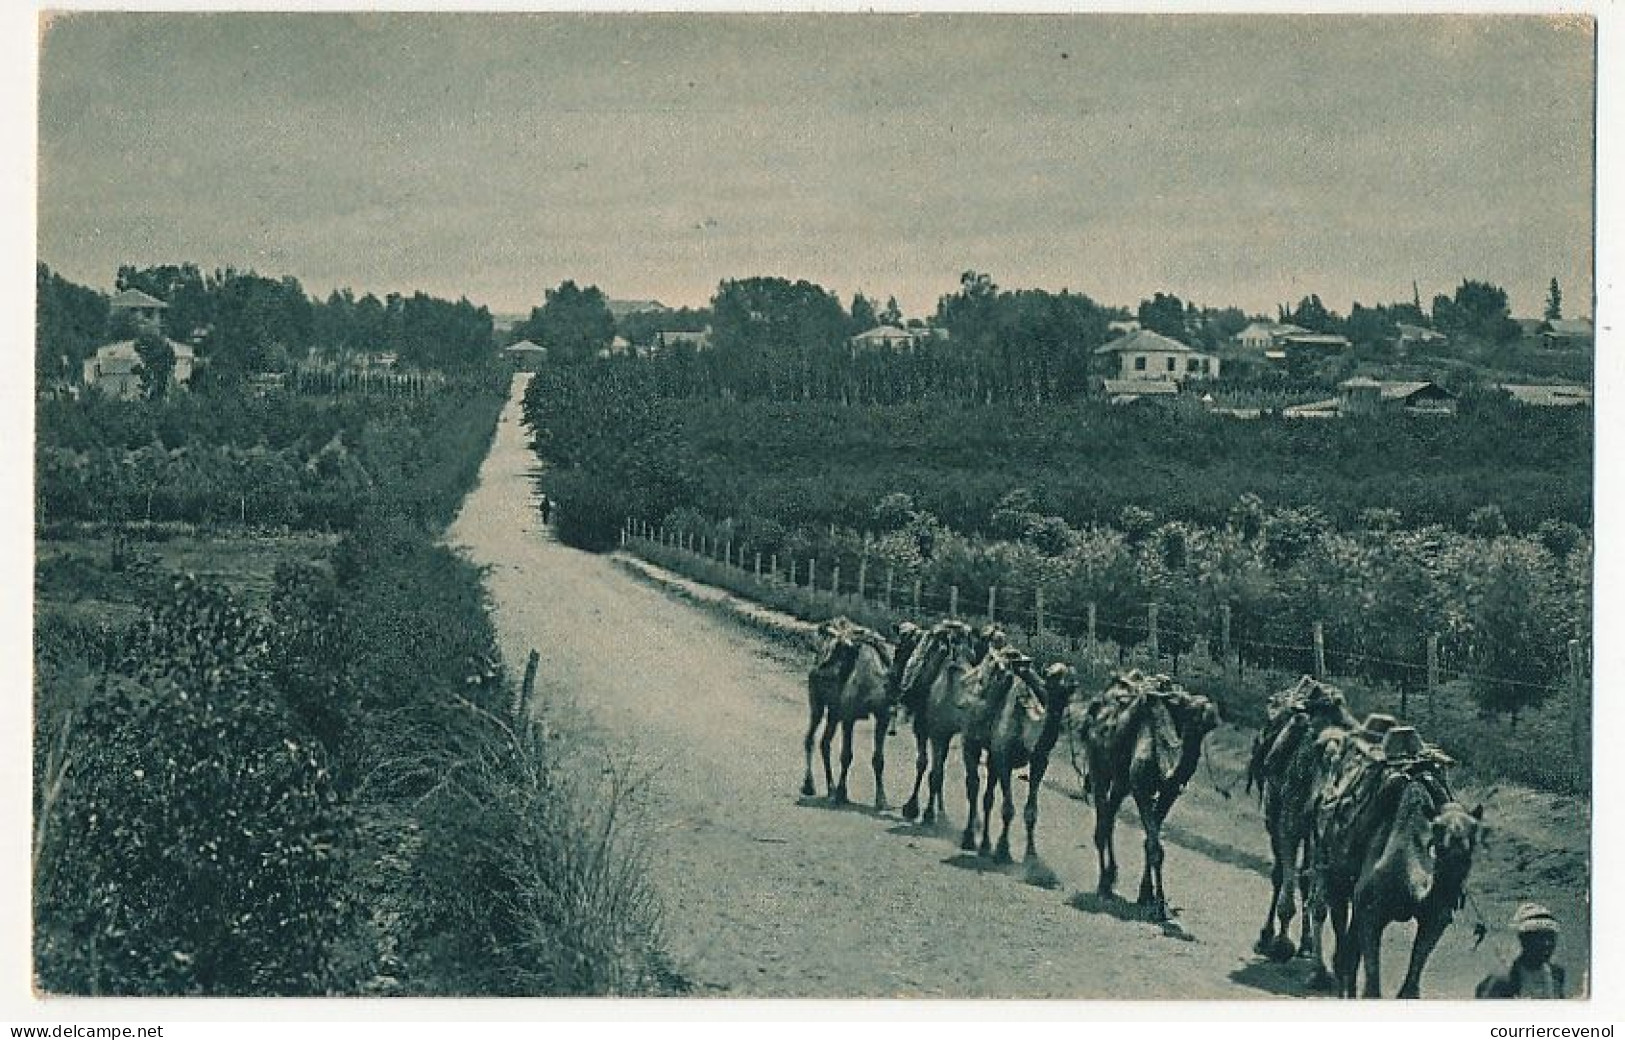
[547,470,632,553]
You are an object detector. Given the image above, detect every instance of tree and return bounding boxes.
[849,293,878,334]
[36,263,109,386]
[133,332,176,400]
[517,281,614,365]
[880,296,903,327]
[1545,278,1563,322]
[1434,279,1519,343]
[1137,292,1187,340]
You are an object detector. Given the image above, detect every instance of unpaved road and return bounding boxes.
[446,375,1588,1000]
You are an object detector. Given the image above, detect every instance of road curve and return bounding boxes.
[444,374,1563,1000]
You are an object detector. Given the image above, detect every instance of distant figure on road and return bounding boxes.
[1476,903,1566,999]
[538,494,552,525]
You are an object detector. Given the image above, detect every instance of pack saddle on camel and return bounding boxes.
[1247,676,1363,962]
[984,658,1078,864]
[894,619,1003,826]
[1065,670,1221,921]
[1302,717,1484,998]
[802,616,899,809]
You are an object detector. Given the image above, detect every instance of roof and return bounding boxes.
[1544,318,1594,337]
[1500,383,1593,407]
[1396,323,1445,340]
[1237,322,1307,340]
[1283,398,1341,418]
[1094,329,1200,355]
[93,338,194,359]
[1102,379,1179,395]
[1379,380,1451,401]
[1340,376,1382,389]
[1281,333,1352,347]
[851,325,918,342]
[503,339,546,354]
[109,288,168,310]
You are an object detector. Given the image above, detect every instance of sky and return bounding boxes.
[37,12,1595,320]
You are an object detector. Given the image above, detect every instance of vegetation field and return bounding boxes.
[528,360,1592,792]
[33,370,673,996]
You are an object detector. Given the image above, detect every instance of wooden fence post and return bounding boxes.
[755,552,762,580]
[1148,603,1160,662]
[857,557,868,601]
[949,585,960,619]
[789,558,797,587]
[725,539,733,567]
[832,565,841,599]
[1569,638,1587,765]
[1425,633,1439,723]
[912,578,923,614]
[1035,588,1046,639]
[987,585,998,625]
[515,649,540,721]
[1087,602,1097,654]
[771,554,779,582]
[1313,621,1327,679]
[884,568,894,611]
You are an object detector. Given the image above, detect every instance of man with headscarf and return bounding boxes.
[1476,902,1566,998]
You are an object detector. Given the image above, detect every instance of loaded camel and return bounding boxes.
[1303,723,1483,998]
[984,659,1078,864]
[1247,676,1363,961]
[802,617,898,809]
[1067,670,1221,920]
[895,620,1001,826]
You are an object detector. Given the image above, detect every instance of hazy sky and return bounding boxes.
[37,13,1594,319]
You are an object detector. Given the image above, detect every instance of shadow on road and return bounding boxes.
[793,794,889,820]
[1228,957,1325,999]
[1066,890,1199,942]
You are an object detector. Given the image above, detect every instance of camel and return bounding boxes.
[896,619,997,824]
[984,660,1078,863]
[802,617,897,808]
[1248,676,1363,961]
[895,620,1012,836]
[1067,670,1221,920]
[1303,725,1482,998]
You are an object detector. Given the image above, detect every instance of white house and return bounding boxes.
[82,340,195,399]
[502,339,547,371]
[849,325,922,352]
[654,328,712,351]
[1236,322,1307,351]
[108,288,168,335]
[1093,329,1220,381]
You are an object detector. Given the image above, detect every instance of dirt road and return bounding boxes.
[445,375,1587,1000]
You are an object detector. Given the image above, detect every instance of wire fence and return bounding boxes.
[620,516,1592,792]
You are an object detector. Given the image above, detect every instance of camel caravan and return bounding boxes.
[804,618,1486,1000]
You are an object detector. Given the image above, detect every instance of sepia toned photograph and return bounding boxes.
[28,10,1595,1006]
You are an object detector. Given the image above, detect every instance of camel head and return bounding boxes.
[1042,661,1078,698]
[899,619,976,693]
[973,623,1008,663]
[1430,801,1485,864]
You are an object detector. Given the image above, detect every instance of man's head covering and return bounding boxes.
[1512,902,1560,935]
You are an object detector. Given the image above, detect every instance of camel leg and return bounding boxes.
[1257,842,1285,956]
[1330,894,1359,999]
[1396,911,1450,999]
[801,700,824,797]
[818,712,837,798]
[926,734,951,825]
[994,766,1016,863]
[1093,787,1123,896]
[902,729,928,821]
[871,713,889,811]
[1304,869,1337,991]
[1355,889,1385,999]
[832,718,856,804]
[1133,789,1166,916]
[960,741,982,852]
[1022,755,1048,862]
[979,761,996,856]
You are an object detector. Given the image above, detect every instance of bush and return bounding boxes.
[546,470,631,553]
